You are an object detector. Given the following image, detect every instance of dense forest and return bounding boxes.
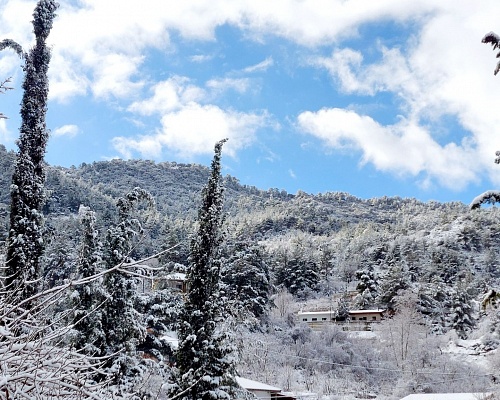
[1,141,500,398]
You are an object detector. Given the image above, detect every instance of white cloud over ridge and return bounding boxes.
[118,76,271,159]
[297,108,477,190]
[113,103,269,159]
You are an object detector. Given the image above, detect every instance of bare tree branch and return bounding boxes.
[0,77,13,119]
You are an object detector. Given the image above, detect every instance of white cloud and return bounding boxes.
[243,57,274,73]
[0,119,13,144]
[112,135,163,159]
[123,74,271,158]
[298,108,477,190]
[190,54,214,63]
[128,77,205,116]
[52,124,79,138]
[206,77,250,94]
[302,0,500,190]
[3,0,500,193]
[0,0,35,48]
[114,103,269,159]
[0,0,442,102]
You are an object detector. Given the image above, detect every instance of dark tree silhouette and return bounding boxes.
[1,0,59,306]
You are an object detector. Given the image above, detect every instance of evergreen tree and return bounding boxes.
[275,256,319,298]
[335,292,350,321]
[222,241,270,319]
[417,276,451,334]
[354,267,378,309]
[42,222,78,289]
[1,0,58,305]
[377,263,410,311]
[449,282,475,339]
[101,188,155,381]
[72,205,107,356]
[171,139,238,399]
[135,288,182,363]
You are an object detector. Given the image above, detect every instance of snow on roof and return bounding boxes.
[235,377,282,392]
[165,272,186,281]
[298,309,385,316]
[297,310,335,315]
[349,309,385,314]
[400,393,494,400]
[160,334,179,349]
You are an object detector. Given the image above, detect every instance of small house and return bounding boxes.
[297,309,385,331]
[349,309,385,322]
[153,272,189,293]
[236,377,296,400]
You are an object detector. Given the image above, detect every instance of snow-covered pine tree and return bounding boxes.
[377,263,410,311]
[335,292,350,321]
[354,266,378,309]
[72,205,107,356]
[276,257,319,298]
[222,241,270,320]
[170,139,239,400]
[449,282,475,339]
[417,276,451,334]
[1,0,58,306]
[101,187,155,383]
[135,288,182,363]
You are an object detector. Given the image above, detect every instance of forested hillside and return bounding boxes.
[2,143,500,398]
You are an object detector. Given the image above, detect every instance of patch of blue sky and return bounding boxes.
[418,113,475,148]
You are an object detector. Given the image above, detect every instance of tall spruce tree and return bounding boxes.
[449,282,475,339]
[171,139,238,400]
[101,188,155,379]
[1,0,58,305]
[72,205,107,356]
[222,241,270,319]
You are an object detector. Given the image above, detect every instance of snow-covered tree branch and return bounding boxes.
[469,190,500,209]
[0,77,13,119]
[482,31,500,75]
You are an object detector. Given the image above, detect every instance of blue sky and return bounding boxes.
[1,0,500,204]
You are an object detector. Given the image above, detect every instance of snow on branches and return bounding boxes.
[469,190,500,209]
[0,77,13,119]
[0,280,109,399]
[482,31,500,75]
